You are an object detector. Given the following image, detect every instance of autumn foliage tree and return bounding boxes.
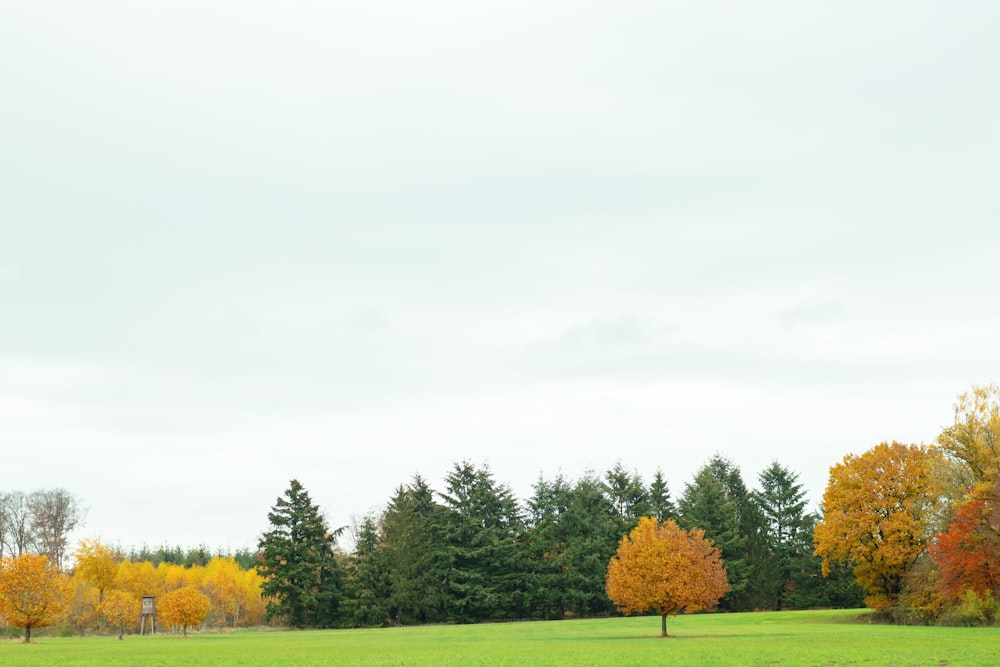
[930,480,1000,601]
[158,585,211,637]
[606,517,729,637]
[929,385,1000,609]
[97,589,140,639]
[0,554,72,642]
[814,441,941,613]
[202,556,264,627]
[71,539,120,625]
[937,384,1000,490]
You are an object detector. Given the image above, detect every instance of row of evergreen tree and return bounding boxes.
[123,544,258,570]
[259,457,863,627]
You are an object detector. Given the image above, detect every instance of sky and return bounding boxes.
[2,1,999,554]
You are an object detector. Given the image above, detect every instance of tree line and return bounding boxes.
[0,540,266,641]
[3,384,999,640]
[258,457,862,629]
[259,384,1000,629]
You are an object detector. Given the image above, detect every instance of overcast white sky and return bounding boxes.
[2,1,998,553]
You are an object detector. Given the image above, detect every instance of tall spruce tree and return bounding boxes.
[523,473,619,619]
[554,475,620,617]
[258,479,343,627]
[705,456,773,611]
[602,461,649,534]
[755,461,811,610]
[440,461,525,622]
[678,460,748,610]
[524,473,574,619]
[648,469,676,522]
[381,475,450,625]
[345,513,393,627]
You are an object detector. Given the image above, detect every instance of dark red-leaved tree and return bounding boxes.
[930,485,1000,600]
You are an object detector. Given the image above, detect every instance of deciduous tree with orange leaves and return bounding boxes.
[605,517,729,637]
[97,589,140,640]
[158,586,211,637]
[813,441,941,613]
[0,554,72,643]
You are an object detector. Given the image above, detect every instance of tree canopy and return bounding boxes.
[0,553,72,643]
[813,441,942,612]
[158,586,212,637]
[606,517,729,637]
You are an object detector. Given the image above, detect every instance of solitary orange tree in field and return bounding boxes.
[0,554,72,643]
[606,517,730,637]
[158,586,211,637]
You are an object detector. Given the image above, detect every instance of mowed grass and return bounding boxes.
[2,609,998,667]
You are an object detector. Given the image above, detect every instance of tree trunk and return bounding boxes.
[661,613,667,638]
[24,625,31,643]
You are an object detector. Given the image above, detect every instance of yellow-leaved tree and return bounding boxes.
[0,554,73,643]
[203,556,266,627]
[158,586,211,637]
[73,539,120,604]
[606,517,730,637]
[114,559,163,600]
[813,441,942,612]
[97,589,141,640]
[937,384,1000,491]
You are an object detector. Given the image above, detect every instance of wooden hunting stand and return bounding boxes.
[140,595,157,635]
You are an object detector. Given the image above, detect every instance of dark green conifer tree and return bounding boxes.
[440,461,526,622]
[344,513,393,626]
[647,469,676,522]
[678,459,749,610]
[755,461,811,610]
[381,475,450,624]
[257,479,343,627]
[524,473,574,619]
[602,461,649,534]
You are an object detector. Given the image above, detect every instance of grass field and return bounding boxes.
[2,609,998,666]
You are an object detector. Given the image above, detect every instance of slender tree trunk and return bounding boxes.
[24,625,31,644]
[661,613,667,637]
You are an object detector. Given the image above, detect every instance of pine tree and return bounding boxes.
[556,475,620,618]
[602,461,649,534]
[381,475,450,625]
[523,473,619,619]
[345,513,393,627]
[257,479,343,627]
[440,461,525,622]
[755,461,811,610]
[524,474,573,619]
[648,469,676,522]
[678,460,748,610]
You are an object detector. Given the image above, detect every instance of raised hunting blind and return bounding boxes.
[140,595,156,635]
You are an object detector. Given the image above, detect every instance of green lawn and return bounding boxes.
[2,610,998,666]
